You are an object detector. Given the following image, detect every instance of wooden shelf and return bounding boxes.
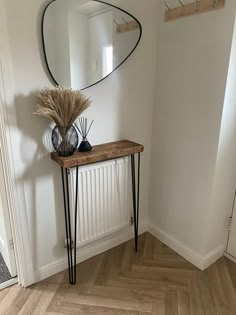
[51,140,144,169]
[165,0,225,22]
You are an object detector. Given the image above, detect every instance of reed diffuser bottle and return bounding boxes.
[76,117,94,152]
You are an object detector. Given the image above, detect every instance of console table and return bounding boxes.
[51,140,144,285]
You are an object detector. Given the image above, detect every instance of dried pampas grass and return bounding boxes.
[35,87,91,127]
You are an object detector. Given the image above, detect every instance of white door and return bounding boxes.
[225,191,236,261]
[0,142,17,277]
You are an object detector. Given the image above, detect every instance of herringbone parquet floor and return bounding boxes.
[0,233,236,315]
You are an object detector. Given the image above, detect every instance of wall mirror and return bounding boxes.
[42,0,142,89]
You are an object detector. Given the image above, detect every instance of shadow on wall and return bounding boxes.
[6,58,151,274]
[7,92,66,273]
[6,75,125,275]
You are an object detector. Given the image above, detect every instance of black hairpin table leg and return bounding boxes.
[61,166,79,285]
[131,153,141,252]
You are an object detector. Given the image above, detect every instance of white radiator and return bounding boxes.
[69,157,132,247]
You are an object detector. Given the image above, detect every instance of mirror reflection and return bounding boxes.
[42,0,142,89]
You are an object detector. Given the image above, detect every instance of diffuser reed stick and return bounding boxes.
[75,117,94,139]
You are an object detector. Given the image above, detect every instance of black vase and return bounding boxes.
[78,137,92,152]
[52,125,78,157]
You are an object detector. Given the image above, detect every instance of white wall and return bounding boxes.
[88,10,113,83]
[69,12,89,89]
[3,0,159,283]
[112,9,140,70]
[44,1,73,86]
[54,2,71,86]
[150,0,236,257]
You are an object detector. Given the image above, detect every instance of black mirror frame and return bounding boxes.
[41,0,142,90]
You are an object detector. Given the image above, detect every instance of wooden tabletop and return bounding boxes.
[51,140,144,168]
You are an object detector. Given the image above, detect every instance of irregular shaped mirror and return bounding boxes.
[42,0,142,89]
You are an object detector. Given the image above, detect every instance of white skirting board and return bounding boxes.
[34,223,225,284]
[148,224,225,271]
[224,252,236,263]
[34,223,148,284]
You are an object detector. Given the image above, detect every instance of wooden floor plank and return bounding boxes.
[197,270,216,315]
[94,251,111,286]
[188,273,204,315]
[0,286,22,315]
[0,233,236,315]
[60,301,143,314]
[47,275,71,313]
[142,257,196,270]
[31,272,65,315]
[120,240,134,273]
[165,286,178,315]
[177,286,190,315]
[132,233,146,266]
[208,264,232,315]
[66,253,104,304]
[92,285,165,303]
[17,283,49,315]
[152,301,165,315]
[120,269,190,287]
[216,258,236,314]
[143,233,155,260]
[226,258,236,291]
[65,294,152,313]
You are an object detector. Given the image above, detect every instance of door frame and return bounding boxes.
[224,189,236,263]
[0,143,17,277]
[0,0,33,287]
